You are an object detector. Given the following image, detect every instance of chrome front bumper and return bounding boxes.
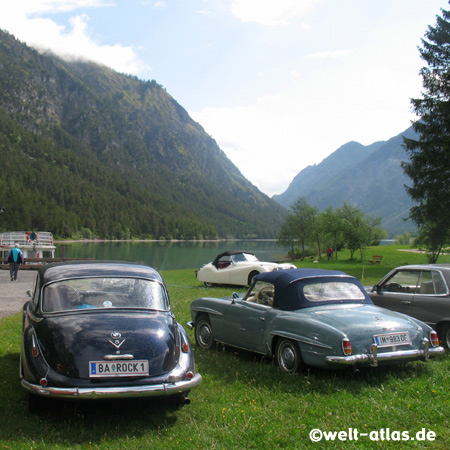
[21,373,202,400]
[325,342,445,367]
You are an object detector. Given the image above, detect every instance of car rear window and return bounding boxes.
[303,281,366,302]
[42,277,168,312]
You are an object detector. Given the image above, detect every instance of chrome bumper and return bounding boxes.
[325,342,445,367]
[21,373,202,400]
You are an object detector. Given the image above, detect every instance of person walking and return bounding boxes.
[7,243,24,281]
[326,247,333,261]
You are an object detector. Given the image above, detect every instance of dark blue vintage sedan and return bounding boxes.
[188,269,444,373]
[20,261,201,409]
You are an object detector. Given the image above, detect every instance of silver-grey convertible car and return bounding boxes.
[368,264,450,349]
[188,269,444,372]
[21,261,202,409]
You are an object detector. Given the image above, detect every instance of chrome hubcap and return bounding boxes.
[281,345,295,371]
[199,325,211,345]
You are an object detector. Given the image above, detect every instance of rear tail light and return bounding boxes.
[342,338,352,355]
[32,335,39,358]
[430,331,440,347]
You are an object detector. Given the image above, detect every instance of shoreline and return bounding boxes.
[55,238,278,244]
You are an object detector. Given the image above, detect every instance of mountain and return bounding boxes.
[273,127,418,236]
[273,140,384,208]
[0,30,286,239]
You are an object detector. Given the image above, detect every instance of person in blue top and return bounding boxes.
[7,243,25,281]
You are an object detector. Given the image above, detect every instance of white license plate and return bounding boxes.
[89,360,149,378]
[373,332,411,348]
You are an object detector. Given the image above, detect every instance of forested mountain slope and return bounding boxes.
[273,128,418,236]
[0,29,286,239]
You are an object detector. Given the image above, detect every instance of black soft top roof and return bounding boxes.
[212,251,255,268]
[254,268,372,311]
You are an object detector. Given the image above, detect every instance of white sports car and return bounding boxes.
[196,251,296,287]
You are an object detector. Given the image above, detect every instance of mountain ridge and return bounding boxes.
[0,29,286,239]
[273,127,417,236]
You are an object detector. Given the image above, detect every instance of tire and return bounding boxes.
[195,315,215,350]
[203,282,214,288]
[275,339,304,374]
[248,271,260,286]
[440,323,450,350]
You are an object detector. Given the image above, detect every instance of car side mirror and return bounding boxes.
[26,289,33,298]
[232,292,240,303]
[373,285,382,294]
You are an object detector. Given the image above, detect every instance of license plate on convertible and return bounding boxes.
[89,360,149,377]
[373,332,411,348]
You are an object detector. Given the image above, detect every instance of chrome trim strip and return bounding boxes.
[191,306,223,316]
[103,354,134,360]
[269,331,333,350]
[21,373,202,400]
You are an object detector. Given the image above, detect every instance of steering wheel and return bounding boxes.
[385,282,403,293]
[258,288,274,306]
[59,285,81,306]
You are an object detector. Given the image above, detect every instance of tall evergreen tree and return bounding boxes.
[403,3,450,262]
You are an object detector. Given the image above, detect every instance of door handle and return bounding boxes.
[400,301,412,305]
[258,317,265,321]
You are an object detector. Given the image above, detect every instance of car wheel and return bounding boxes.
[204,282,214,288]
[248,271,259,286]
[276,339,304,374]
[440,323,450,350]
[195,315,215,350]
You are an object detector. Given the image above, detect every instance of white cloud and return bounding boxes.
[191,51,421,196]
[230,0,324,26]
[0,0,147,76]
[307,49,353,59]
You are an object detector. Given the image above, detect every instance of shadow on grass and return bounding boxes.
[192,341,444,396]
[0,352,192,446]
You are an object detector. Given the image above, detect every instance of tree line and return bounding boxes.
[277,197,386,261]
[402,3,450,263]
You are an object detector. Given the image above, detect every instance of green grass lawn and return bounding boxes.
[1,246,450,449]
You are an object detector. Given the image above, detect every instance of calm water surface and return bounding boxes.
[57,240,290,271]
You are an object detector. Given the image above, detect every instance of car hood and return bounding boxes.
[34,311,180,379]
[310,304,425,341]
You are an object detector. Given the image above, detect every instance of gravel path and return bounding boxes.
[0,269,36,319]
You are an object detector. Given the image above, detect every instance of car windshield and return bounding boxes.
[303,281,366,302]
[232,253,259,263]
[42,277,168,312]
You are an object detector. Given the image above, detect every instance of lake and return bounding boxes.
[57,240,291,271]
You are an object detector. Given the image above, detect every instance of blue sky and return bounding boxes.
[0,1,448,196]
